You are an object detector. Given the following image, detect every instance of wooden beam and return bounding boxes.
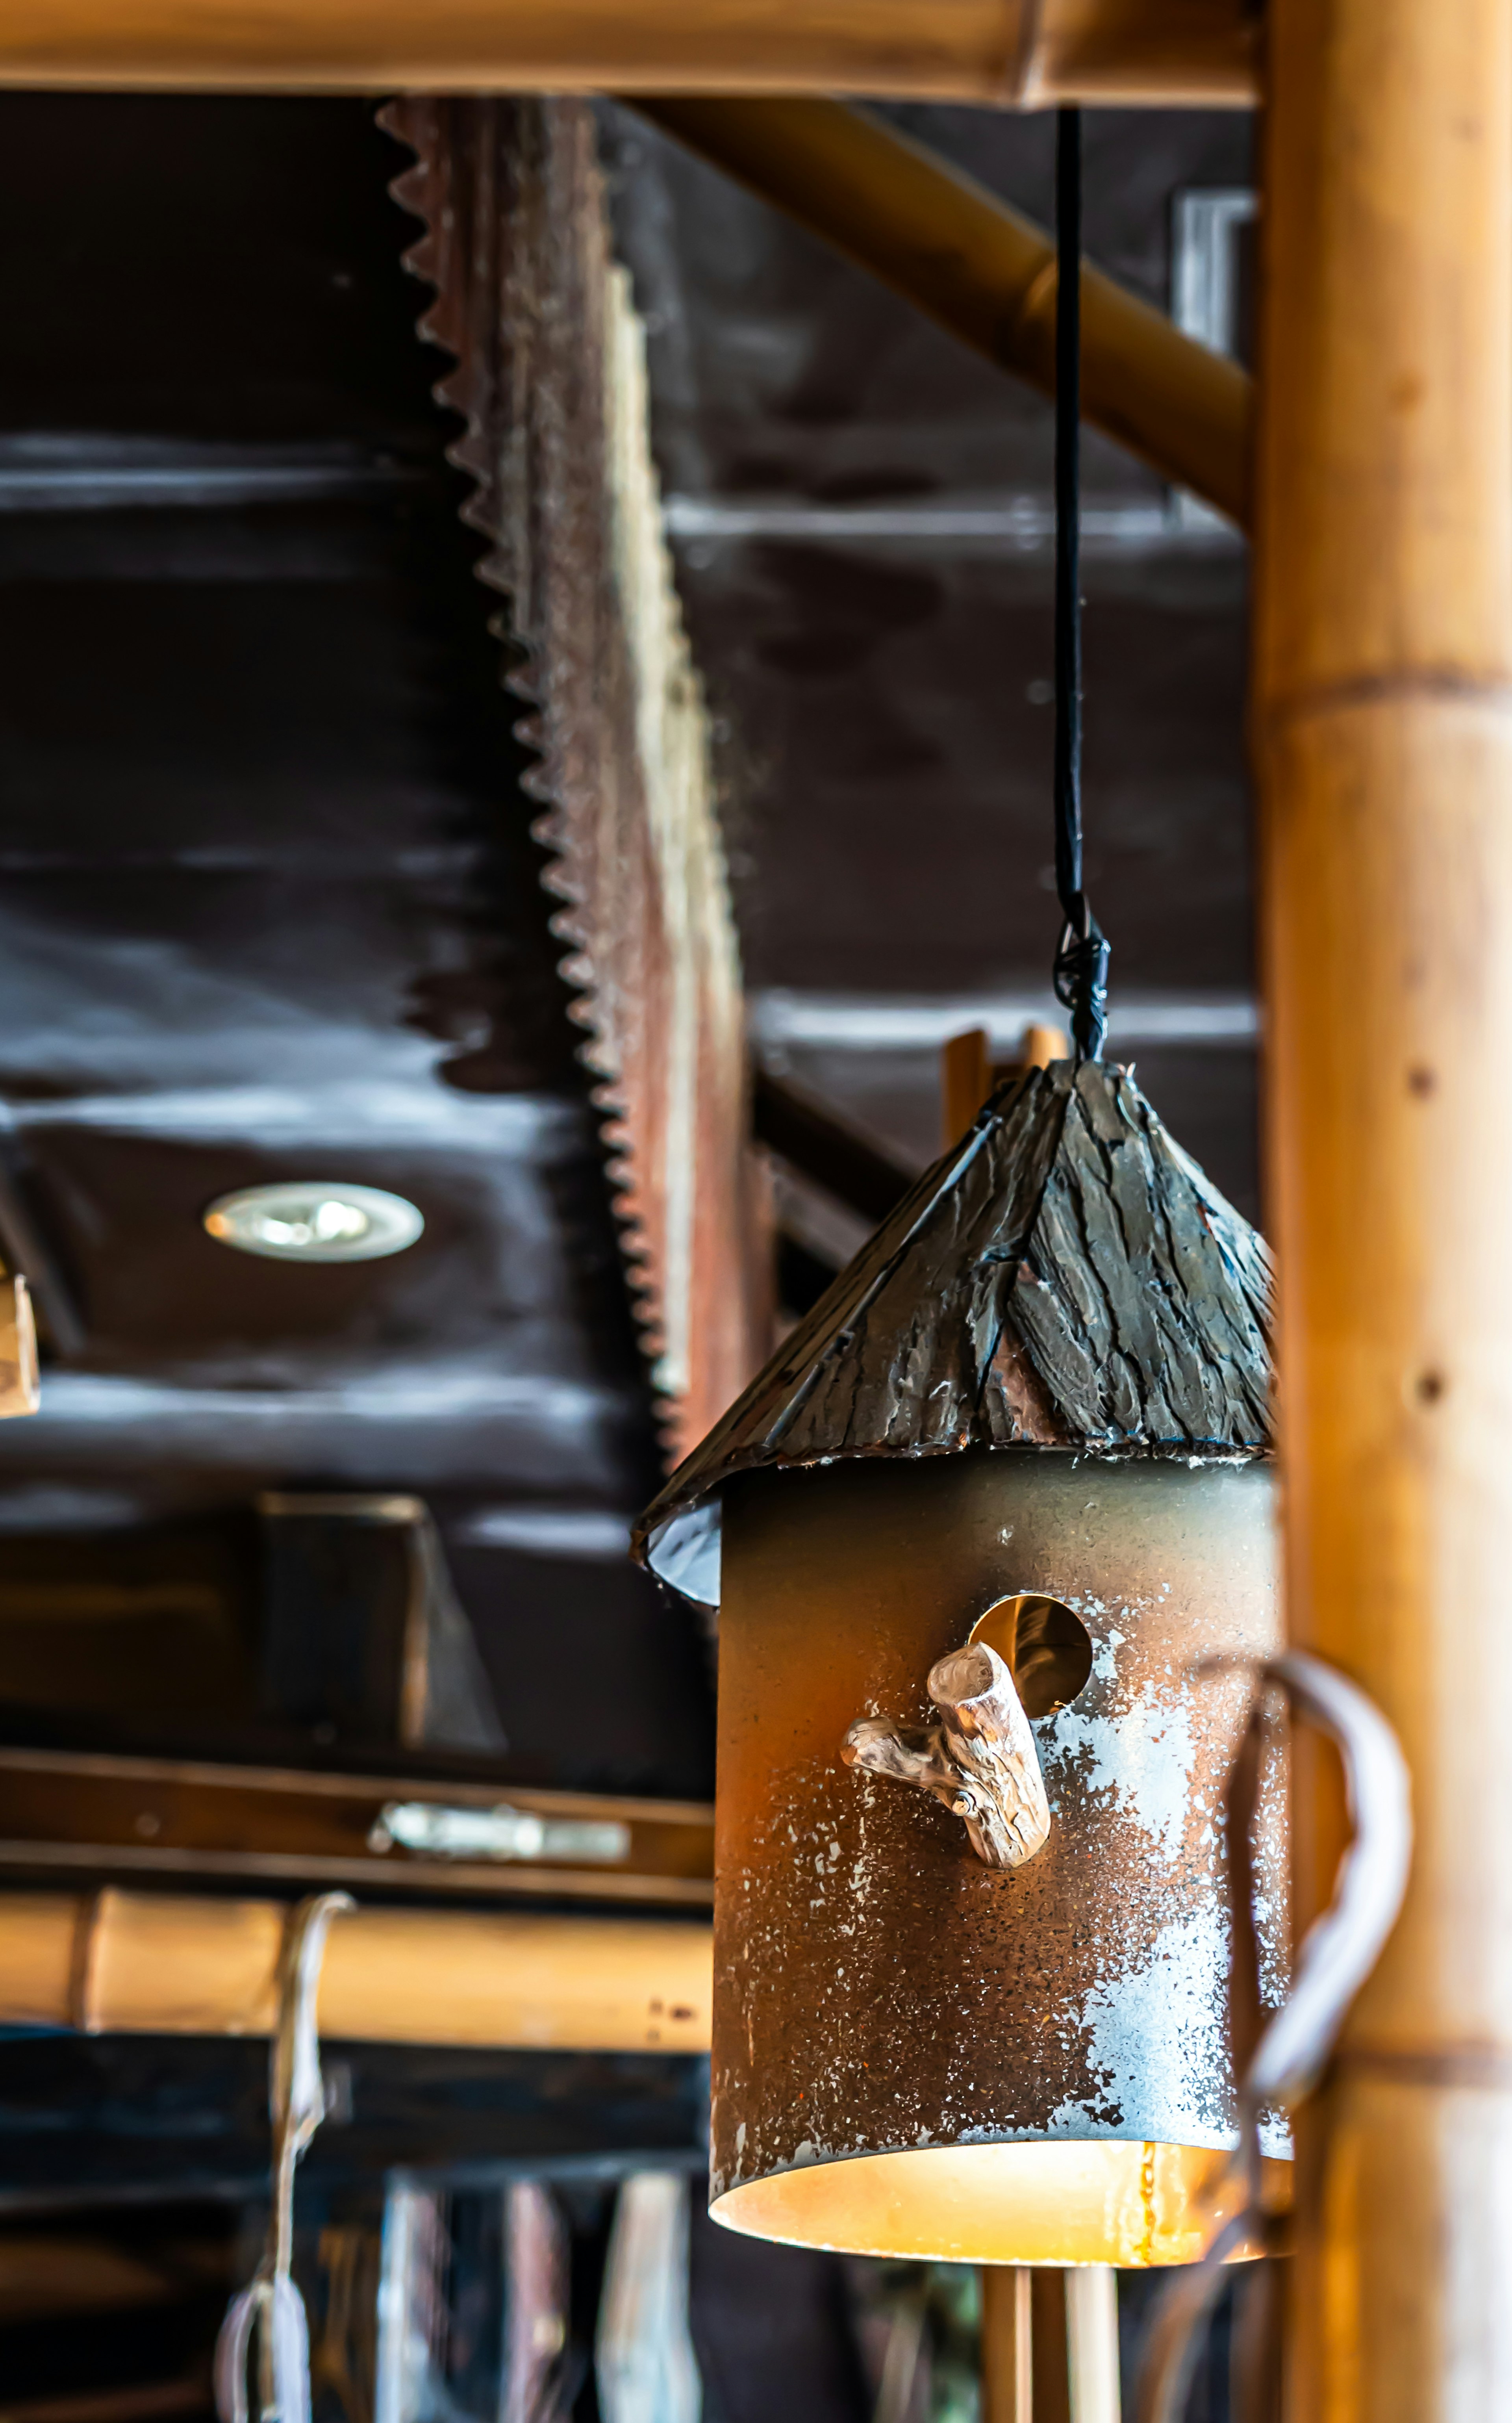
[0,0,1256,101]
[0,1746,713,1906]
[1253,0,1512,2412]
[0,1888,712,2051]
[635,99,1252,529]
[752,1067,913,1224]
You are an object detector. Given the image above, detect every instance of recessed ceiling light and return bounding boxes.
[202,1182,425,1264]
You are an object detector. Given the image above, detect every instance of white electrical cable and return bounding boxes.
[215,1892,355,2423]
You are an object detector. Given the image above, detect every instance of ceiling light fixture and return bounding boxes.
[202,1182,424,1263]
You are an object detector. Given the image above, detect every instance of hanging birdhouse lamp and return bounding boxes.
[634,1056,1284,2267]
[635,111,1285,2274]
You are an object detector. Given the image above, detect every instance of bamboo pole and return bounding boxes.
[1253,0,1512,2414]
[0,1889,712,2052]
[980,2270,1032,2423]
[0,0,1256,100]
[634,99,1252,528]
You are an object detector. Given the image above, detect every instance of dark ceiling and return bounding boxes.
[0,92,712,1799]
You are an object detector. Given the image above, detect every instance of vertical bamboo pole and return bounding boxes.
[1253,0,1512,2416]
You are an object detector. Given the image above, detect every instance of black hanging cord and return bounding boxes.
[1051,107,1111,1063]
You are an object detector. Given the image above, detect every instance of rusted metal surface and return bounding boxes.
[383,95,763,1462]
[637,1060,1272,1594]
[709,1449,1286,2263]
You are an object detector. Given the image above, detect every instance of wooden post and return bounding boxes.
[0,1889,713,2052]
[1253,0,1512,2414]
[1030,2275,1071,2423]
[1014,1024,1070,1076]
[942,1027,994,1147]
[981,2269,1032,2423]
[941,1023,1070,1150]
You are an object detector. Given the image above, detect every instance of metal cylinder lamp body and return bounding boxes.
[637,1061,1284,2267]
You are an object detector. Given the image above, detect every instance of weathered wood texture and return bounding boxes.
[1254,0,1512,2413]
[843,1639,1051,1870]
[637,1059,1272,1581]
[383,96,764,1460]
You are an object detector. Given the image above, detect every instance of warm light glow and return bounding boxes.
[712,2141,1292,2268]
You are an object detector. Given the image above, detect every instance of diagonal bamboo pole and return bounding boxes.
[633,98,1252,528]
[1253,0,1512,2414]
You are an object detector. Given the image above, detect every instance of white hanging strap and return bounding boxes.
[215,1892,356,2423]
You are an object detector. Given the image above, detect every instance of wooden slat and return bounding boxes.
[0,1748,712,1907]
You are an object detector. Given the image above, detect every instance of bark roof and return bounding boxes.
[634,1059,1274,1603]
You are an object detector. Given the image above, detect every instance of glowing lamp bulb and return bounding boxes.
[202,1183,424,1263]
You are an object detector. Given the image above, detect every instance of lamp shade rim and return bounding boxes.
[641,1433,1272,1603]
[710,2136,1293,2269]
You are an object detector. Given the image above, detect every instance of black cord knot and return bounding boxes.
[1053,901,1110,1064]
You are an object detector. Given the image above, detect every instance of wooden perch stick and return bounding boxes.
[843,1641,1051,1869]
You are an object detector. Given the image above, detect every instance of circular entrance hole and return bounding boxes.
[967,1593,1093,1718]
